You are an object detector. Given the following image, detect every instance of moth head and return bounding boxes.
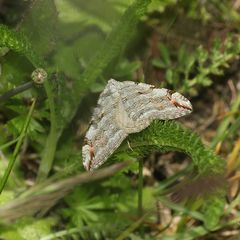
[167,90,192,114]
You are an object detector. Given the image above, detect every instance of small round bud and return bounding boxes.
[31,68,47,85]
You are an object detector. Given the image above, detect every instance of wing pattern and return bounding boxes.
[82,79,192,171]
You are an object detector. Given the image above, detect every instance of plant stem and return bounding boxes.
[0,137,19,150]
[0,98,36,194]
[0,81,33,103]
[116,213,149,240]
[41,228,82,240]
[37,80,58,182]
[210,93,240,148]
[138,158,144,237]
[138,158,143,217]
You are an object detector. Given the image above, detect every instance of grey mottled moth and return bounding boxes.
[82,79,192,171]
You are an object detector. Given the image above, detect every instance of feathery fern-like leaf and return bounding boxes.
[115,120,226,229]
[0,24,44,68]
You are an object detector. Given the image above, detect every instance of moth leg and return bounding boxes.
[82,138,95,171]
[127,140,134,152]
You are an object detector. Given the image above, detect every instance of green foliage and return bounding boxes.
[0,23,57,181]
[0,99,36,193]
[211,93,240,148]
[0,217,56,240]
[118,120,226,229]
[0,54,32,91]
[0,0,152,180]
[152,37,240,95]
[0,0,240,239]
[59,175,152,238]
[55,0,125,33]
[122,120,225,174]
[0,121,225,236]
[62,0,152,127]
[0,24,43,67]
[147,0,177,14]
[0,190,15,204]
[20,0,58,57]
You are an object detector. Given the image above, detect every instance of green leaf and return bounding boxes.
[54,0,121,33]
[166,68,174,84]
[147,0,177,13]
[152,58,167,68]
[113,59,141,79]
[158,42,171,66]
[114,120,226,228]
[20,0,58,57]
[0,190,15,205]
[52,31,105,80]
[0,217,56,240]
[0,54,32,91]
[0,24,43,67]
[7,116,44,138]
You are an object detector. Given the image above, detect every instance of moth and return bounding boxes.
[82,79,192,171]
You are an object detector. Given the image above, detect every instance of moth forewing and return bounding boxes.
[82,79,192,171]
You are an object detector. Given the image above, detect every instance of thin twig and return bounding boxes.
[0,81,33,103]
[138,158,144,236]
[0,98,36,194]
